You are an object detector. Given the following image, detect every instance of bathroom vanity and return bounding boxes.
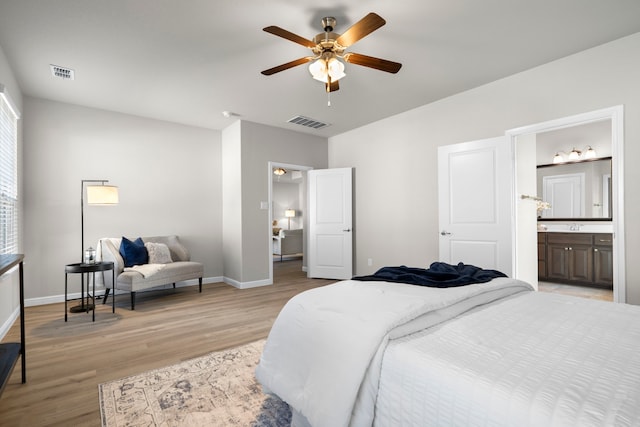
[538,232,613,288]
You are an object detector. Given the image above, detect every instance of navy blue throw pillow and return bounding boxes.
[119,237,148,267]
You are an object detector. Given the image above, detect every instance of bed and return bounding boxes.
[255,264,640,427]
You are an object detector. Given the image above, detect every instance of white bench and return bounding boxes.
[97,235,203,309]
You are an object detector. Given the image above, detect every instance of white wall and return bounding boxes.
[22,97,222,303]
[0,44,23,339]
[329,32,640,304]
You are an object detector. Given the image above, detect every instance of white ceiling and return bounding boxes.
[1,0,639,138]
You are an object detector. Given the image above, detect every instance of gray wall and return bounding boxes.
[22,97,223,303]
[222,120,327,287]
[329,32,640,303]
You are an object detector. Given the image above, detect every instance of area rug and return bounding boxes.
[98,340,291,427]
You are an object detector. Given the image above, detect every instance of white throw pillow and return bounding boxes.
[145,242,173,264]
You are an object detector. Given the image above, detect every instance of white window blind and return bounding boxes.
[0,84,20,255]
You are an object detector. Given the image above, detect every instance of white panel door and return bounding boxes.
[438,136,514,276]
[308,168,353,279]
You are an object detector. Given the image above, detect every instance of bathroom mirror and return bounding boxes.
[537,157,612,220]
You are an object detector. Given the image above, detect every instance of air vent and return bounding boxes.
[50,64,75,80]
[287,115,330,129]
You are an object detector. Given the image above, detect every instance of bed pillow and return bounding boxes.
[145,242,173,264]
[119,237,148,267]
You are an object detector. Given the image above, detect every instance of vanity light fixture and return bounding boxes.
[552,146,598,164]
[584,146,597,159]
[568,148,582,161]
[552,153,564,164]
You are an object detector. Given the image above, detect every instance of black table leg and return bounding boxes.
[64,272,68,322]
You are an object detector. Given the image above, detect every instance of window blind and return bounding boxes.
[0,84,19,255]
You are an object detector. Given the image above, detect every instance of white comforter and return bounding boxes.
[374,291,640,427]
[255,277,533,427]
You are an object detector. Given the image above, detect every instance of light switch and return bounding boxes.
[260,201,269,210]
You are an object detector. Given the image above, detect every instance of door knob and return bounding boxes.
[440,231,452,236]
[343,228,351,232]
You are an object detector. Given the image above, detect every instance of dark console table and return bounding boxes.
[0,254,25,397]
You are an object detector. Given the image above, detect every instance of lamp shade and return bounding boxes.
[285,209,296,218]
[86,185,119,205]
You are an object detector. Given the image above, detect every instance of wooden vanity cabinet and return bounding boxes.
[538,232,612,288]
[593,233,613,287]
[537,233,547,278]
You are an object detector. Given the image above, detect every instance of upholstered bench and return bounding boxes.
[97,235,204,310]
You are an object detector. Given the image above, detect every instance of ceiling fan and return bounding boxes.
[261,12,402,94]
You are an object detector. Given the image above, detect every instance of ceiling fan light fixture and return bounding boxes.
[309,57,345,83]
[309,58,327,82]
[327,57,346,81]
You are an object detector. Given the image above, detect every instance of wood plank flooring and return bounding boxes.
[0,259,334,426]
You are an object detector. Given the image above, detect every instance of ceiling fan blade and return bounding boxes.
[344,52,402,73]
[326,80,340,92]
[261,57,314,76]
[335,13,386,47]
[263,26,316,49]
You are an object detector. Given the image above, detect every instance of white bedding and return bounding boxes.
[255,277,533,427]
[375,291,640,427]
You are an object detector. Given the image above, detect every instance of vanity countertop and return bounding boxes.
[537,222,613,233]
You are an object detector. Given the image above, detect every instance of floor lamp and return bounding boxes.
[81,180,119,262]
[71,180,118,313]
[285,209,296,230]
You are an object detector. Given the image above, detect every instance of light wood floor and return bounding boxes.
[0,259,334,426]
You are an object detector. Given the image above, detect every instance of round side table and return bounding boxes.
[65,261,114,322]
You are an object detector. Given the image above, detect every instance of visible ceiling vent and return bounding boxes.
[287,115,330,130]
[50,64,75,80]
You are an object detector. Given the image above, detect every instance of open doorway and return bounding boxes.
[508,106,625,303]
[535,121,613,301]
[268,162,313,285]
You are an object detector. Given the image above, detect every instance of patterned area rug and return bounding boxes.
[98,340,291,427]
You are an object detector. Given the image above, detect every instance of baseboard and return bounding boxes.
[224,276,272,289]
[0,306,19,341]
[25,275,223,307]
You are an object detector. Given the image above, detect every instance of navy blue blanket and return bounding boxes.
[351,262,507,288]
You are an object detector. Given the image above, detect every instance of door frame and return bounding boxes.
[506,105,625,303]
[267,161,313,285]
